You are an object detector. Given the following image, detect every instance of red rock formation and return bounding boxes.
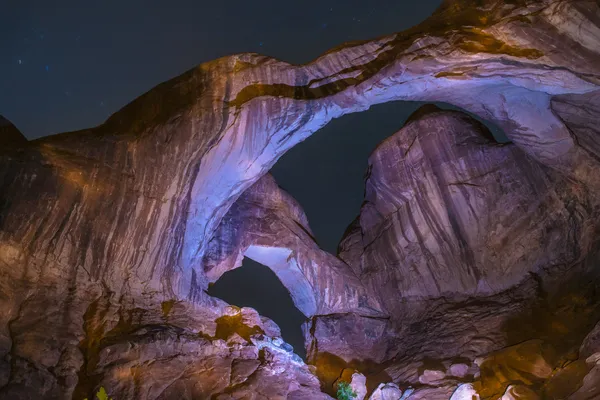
[203,173,384,318]
[333,106,600,398]
[340,105,597,301]
[0,0,599,398]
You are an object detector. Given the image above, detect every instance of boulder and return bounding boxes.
[369,382,403,400]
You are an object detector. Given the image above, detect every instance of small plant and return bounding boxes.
[84,386,113,400]
[337,381,357,400]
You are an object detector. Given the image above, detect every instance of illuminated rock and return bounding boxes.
[203,173,383,318]
[500,385,540,400]
[0,0,599,398]
[568,364,600,400]
[449,384,480,400]
[368,382,403,400]
[334,369,368,400]
[419,369,446,385]
[448,363,469,378]
[329,105,600,392]
[339,105,597,301]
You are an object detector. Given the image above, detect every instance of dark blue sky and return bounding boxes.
[2,0,441,139]
[3,0,443,354]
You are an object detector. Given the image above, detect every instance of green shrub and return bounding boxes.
[84,386,113,400]
[337,381,357,400]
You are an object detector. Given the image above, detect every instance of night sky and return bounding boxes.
[3,1,444,356]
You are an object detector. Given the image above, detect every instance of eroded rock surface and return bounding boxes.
[1,0,600,398]
[368,382,403,400]
[203,173,383,318]
[333,106,600,397]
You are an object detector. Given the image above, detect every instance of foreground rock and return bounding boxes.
[0,0,600,398]
[368,382,403,400]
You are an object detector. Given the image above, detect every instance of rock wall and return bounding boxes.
[1,0,600,398]
[339,105,598,302]
[332,105,600,398]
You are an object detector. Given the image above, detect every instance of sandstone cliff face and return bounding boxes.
[1,0,600,398]
[339,105,598,302]
[333,106,600,398]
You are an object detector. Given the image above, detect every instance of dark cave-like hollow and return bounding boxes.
[207,257,308,360]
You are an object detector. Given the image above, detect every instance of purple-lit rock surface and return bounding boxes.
[332,105,600,398]
[1,0,600,398]
[339,105,597,301]
[203,173,383,318]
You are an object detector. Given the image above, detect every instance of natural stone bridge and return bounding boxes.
[1,0,600,398]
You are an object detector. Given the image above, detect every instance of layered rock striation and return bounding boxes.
[1,0,600,398]
[334,105,600,398]
[339,105,598,302]
[202,173,383,318]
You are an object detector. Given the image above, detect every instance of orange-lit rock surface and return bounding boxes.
[1,0,600,398]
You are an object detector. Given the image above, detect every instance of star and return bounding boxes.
[18,59,22,65]
[45,65,49,71]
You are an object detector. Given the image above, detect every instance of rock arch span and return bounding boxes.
[202,173,381,317]
[0,0,595,305]
[0,0,600,397]
[244,245,317,317]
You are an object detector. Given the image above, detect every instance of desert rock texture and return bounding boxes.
[1,0,600,398]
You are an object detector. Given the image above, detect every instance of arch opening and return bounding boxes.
[207,257,308,360]
[270,100,507,254]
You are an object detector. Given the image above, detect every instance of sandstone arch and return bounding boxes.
[1,0,600,398]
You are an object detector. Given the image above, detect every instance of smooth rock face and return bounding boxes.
[568,364,600,400]
[331,105,600,397]
[419,369,446,385]
[449,384,480,400]
[500,385,540,400]
[0,0,600,399]
[349,371,368,400]
[368,382,402,400]
[448,363,469,378]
